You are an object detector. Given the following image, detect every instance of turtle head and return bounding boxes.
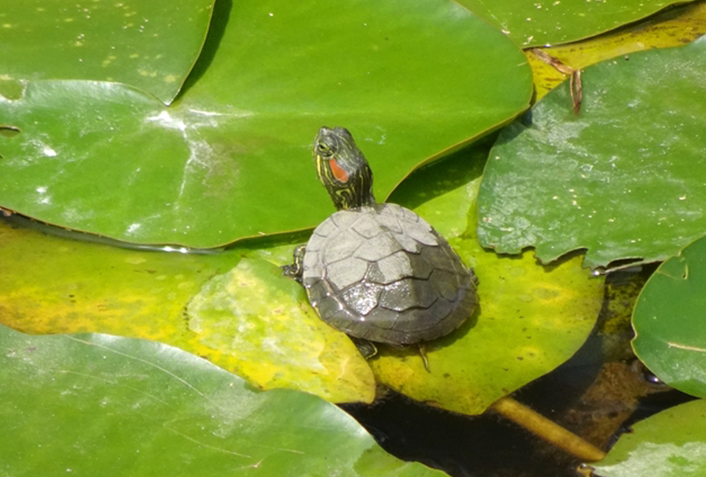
[313,127,376,210]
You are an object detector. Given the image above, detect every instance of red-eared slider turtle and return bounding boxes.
[284,127,477,369]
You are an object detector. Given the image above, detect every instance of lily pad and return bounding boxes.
[457,0,685,47]
[589,399,706,477]
[632,234,706,398]
[372,238,603,415]
[0,324,444,476]
[0,0,531,248]
[0,218,372,403]
[0,0,215,104]
[478,36,706,269]
[373,145,605,415]
[187,258,376,402]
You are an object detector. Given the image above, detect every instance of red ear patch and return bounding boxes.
[329,158,349,182]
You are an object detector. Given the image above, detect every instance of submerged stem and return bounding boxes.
[491,397,606,462]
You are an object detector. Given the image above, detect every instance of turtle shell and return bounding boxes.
[301,203,477,345]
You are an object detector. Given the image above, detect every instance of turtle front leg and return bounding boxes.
[281,244,306,284]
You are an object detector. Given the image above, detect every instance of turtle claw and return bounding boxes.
[418,343,430,372]
[281,263,301,281]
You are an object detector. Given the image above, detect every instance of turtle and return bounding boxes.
[284,126,477,370]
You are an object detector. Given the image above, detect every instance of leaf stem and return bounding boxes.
[491,396,606,462]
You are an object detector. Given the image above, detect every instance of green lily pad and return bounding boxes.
[458,0,684,47]
[0,324,444,476]
[187,258,376,402]
[0,218,373,403]
[0,0,215,104]
[0,0,531,248]
[589,399,706,477]
[632,234,706,398]
[478,36,706,269]
[375,144,604,415]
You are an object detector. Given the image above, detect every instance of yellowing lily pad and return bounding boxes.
[458,0,686,47]
[187,258,376,403]
[0,218,372,403]
[527,1,706,100]
[0,217,238,338]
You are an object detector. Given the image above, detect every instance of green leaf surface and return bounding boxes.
[458,0,686,47]
[0,0,215,104]
[477,36,706,269]
[632,234,706,398]
[0,0,531,248]
[590,399,706,477]
[0,218,373,403]
[374,145,605,415]
[0,324,443,476]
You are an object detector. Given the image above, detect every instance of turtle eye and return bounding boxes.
[316,142,331,156]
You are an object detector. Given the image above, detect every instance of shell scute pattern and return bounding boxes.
[404,307,448,333]
[323,232,365,264]
[325,258,369,291]
[350,209,387,238]
[362,261,387,284]
[312,216,338,238]
[372,208,404,235]
[302,203,476,344]
[353,233,404,262]
[363,307,399,330]
[404,252,435,280]
[430,269,463,300]
[381,204,439,248]
[306,277,328,303]
[403,235,424,253]
[377,277,439,312]
[329,210,359,230]
[372,250,413,285]
[328,307,359,332]
[315,294,341,321]
[340,282,382,316]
